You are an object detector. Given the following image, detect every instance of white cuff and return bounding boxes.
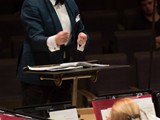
[47,35,60,52]
[77,42,86,52]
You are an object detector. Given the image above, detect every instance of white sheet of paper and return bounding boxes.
[49,108,79,120]
[27,62,109,71]
[134,97,156,120]
[101,108,111,120]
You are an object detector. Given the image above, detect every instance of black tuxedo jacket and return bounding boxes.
[17,0,89,85]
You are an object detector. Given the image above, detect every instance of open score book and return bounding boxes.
[27,61,109,71]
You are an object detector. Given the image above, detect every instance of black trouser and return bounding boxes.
[20,81,72,117]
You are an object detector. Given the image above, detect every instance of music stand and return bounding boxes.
[0,106,50,120]
[24,63,130,106]
[14,101,72,119]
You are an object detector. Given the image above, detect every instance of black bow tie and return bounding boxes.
[55,0,65,5]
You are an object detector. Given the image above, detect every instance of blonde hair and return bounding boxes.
[109,98,142,120]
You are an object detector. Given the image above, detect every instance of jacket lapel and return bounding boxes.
[45,0,63,32]
[65,2,75,33]
[65,1,77,43]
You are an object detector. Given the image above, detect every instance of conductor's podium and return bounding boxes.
[24,61,130,106]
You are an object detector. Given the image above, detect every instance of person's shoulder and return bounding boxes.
[22,0,44,6]
[66,0,78,9]
[66,0,75,3]
[66,0,77,5]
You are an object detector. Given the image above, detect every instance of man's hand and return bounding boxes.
[55,31,69,46]
[77,32,87,46]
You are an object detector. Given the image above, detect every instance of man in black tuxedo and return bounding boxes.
[16,0,90,114]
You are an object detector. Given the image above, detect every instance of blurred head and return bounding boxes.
[138,0,158,16]
[108,98,141,120]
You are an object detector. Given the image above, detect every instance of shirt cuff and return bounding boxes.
[77,42,86,52]
[47,35,60,52]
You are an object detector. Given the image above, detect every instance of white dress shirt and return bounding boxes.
[47,0,85,52]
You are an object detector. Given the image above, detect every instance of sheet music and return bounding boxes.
[27,65,83,71]
[48,66,83,71]
[101,108,111,120]
[134,97,156,120]
[60,62,109,68]
[27,62,109,71]
[49,108,79,120]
